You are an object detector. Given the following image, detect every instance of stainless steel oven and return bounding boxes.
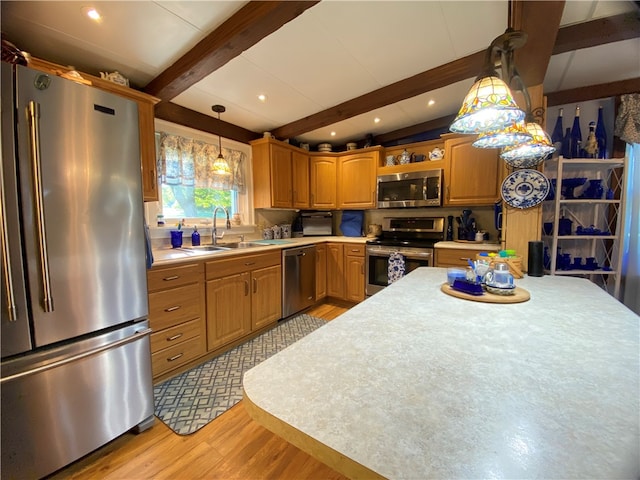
[365,216,444,296]
[366,245,433,295]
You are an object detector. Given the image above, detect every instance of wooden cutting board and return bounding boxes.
[440,282,530,304]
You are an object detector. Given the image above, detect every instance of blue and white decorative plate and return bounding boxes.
[501,169,550,209]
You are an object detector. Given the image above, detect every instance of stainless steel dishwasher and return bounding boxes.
[282,245,316,317]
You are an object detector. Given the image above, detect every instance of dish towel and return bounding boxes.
[388,252,405,284]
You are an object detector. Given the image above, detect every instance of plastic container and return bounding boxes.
[447,268,467,286]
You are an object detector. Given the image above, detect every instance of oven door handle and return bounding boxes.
[366,248,433,260]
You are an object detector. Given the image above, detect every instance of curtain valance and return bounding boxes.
[157,132,246,192]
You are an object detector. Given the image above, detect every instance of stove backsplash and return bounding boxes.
[360,206,499,243]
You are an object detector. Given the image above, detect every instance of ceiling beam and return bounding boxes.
[553,12,640,55]
[546,77,640,106]
[271,1,564,140]
[511,1,565,86]
[271,51,485,140]
[143,1,320,101]
[373,114,456,146]
[155,102,259,144]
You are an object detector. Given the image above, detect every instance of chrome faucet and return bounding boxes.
[212,206,231,245]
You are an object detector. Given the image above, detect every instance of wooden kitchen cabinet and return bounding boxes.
[443,135,501,206]
[434,247,479,267]
[27,57,160,202]
[251,264,282,331]
[344,244,366,302]
[337,150,381,209]
[251,138,309,209]
[325,242,366,302]
[205,251,282,351]
[326,243,345,298]
[310,156,337,209]
[147,261,206,380]
[316,243,327,301]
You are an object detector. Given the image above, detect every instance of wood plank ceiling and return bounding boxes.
[146,0,640,145]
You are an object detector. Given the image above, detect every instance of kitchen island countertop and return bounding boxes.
[243,268,639,479]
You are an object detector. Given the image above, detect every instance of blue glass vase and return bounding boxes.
[551,108,564,152]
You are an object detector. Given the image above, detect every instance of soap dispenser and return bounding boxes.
[191,226,200,246]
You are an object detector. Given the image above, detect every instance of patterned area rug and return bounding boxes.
[153,313,327,435]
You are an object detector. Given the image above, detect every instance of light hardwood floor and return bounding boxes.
[49,301,352,480]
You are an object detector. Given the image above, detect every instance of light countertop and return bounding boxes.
[435,240,502,251]
[243,268,639,479]
[151,235,368,266]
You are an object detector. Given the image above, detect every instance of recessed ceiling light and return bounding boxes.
[330,131,336,137]
[257,94,267,102]
[81,6,102,21]
[428,99,435,106]
[374,117,381,124]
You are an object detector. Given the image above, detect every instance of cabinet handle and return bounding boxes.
[163,275,179,281]
[244,262,256,266]
[244,280,249,296]
[165,305,181,312]
[446,185,450,201]
[167,353,184,362]
[459,257,472,261]
[253,277,257,294]
[167,333,183,341]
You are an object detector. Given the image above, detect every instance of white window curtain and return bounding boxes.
[157,132,246,192]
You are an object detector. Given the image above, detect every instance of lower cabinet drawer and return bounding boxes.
[150,317,203,354]
[148,284,201,331]
[435,248,478,267]
[151,335,206,378]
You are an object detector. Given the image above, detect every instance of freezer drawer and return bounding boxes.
[1,321,154,479]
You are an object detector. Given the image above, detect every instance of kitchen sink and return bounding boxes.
[183,242,267,252]
[182,245,231,251]
[220,241,268,249]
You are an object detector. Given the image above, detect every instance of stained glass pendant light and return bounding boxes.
[500,118,555,168]
[450,28,529,135]
[472,118,532,148]
[211,105,232,177]
[450,75,525,134]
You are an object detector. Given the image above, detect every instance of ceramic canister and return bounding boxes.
[281,224,291,238]
[272,224,282,239]
[262,227,274,240]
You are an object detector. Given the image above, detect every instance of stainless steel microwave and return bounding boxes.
[377,169,442,208]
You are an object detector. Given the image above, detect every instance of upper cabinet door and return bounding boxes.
[443,136,500,206]
[269,144,293,208]
[292,150,310,209]
[310,156,337,209]
[337,151,379,209]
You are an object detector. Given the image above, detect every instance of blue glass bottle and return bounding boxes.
[550,108,564,152]
[561,127,571,158]
[191,226,200,246]
[595,106,607,159]
[570,106,582,158]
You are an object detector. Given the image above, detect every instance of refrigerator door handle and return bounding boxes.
[0,156,17,321]
[28,101,54,312]
[0,327,152,384]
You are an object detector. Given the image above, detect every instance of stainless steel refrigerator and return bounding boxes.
[1,63,154,479]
